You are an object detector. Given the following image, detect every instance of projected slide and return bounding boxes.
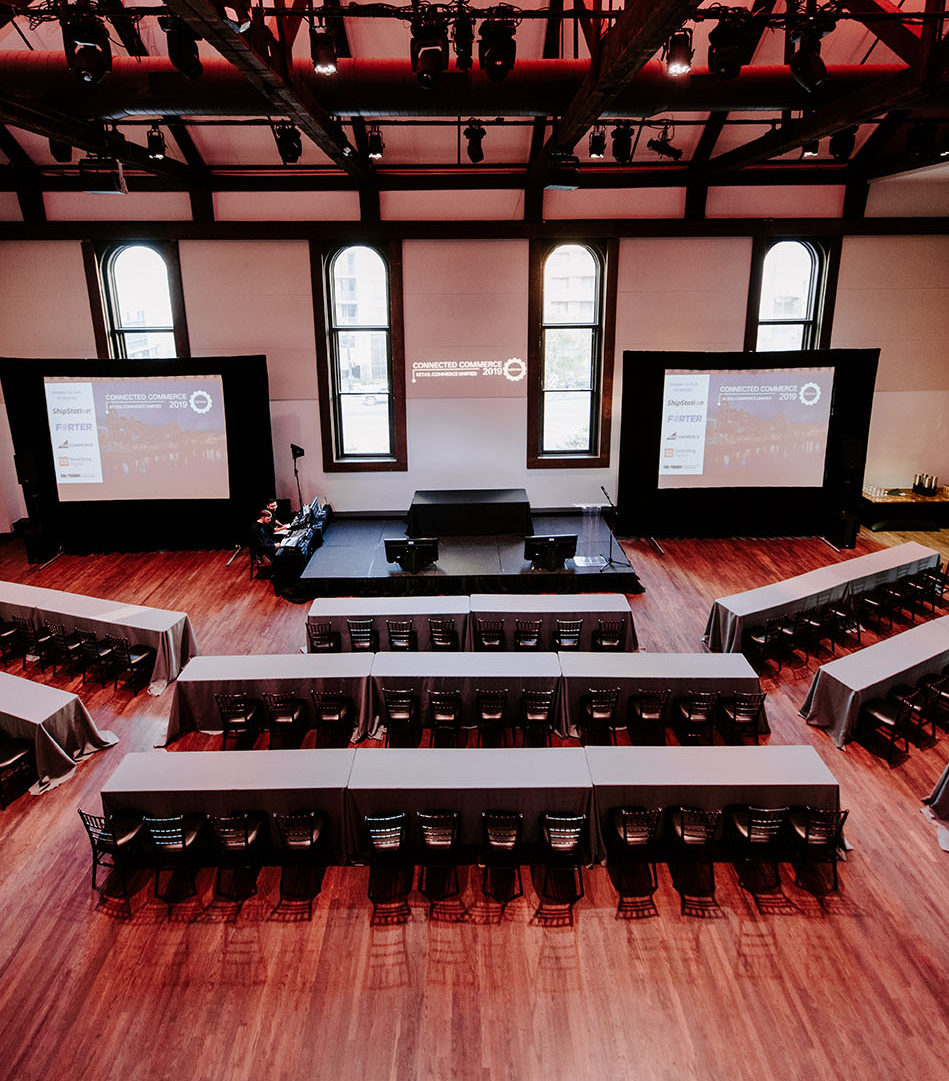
[44,375,229,501]
[658,367,834,489]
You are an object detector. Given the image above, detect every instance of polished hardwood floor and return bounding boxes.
[0,529,947,1081]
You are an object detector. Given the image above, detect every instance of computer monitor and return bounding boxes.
[524,533,577,572]
[384,537,439,574]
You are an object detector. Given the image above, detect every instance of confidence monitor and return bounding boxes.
[525,534,577,572]
[385,537,439,574]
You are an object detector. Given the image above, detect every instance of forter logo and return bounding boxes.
[799,382,821,406]
[189,389,213,414]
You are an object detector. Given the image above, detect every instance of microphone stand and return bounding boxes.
[598,486,634,570]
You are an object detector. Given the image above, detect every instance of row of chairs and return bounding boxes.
[214,690,353,749]
[0,616,156,692]
[307,616,629,653]
[858,663,949,766]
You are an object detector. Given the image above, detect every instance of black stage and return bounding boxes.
[291,512,643,599]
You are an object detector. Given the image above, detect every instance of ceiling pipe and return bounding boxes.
[0,53,907,121]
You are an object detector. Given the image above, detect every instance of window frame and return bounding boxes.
[744,234,841,353]
[311,240,407,473]
[527,237,616,469]
[83,239,190,360]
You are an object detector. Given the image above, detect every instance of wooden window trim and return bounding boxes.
[310,239,407,473]
[527,237,615,470]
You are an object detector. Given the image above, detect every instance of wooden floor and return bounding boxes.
[0,529,947,1081]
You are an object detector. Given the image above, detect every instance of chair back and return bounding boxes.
[746,806,788,844]
[802,807,848,846]
[482,810,522,851]
[428,617,458,650]
[476,618,505,649]
[633,689,670,721]
[347,617,377,650]
[586,686,621,720]
[144,815,190,851]
[594,618,626,650]
[521,688,554,721]
[310,690,351,723]
[307,621,340,652]
[542,813,586,854]
[209,812,257,850]
[386,619,416,651]
[677,807,721,845]
[428,689,463,722]
[475,687,507,721]
[382,687,417,722]
[731,691,767,719]
[106,634,133,665]
[215,692,256,720]
[682,690,719,719]
[554,618,583,650]
[274,810,324,849]
[78,809,114,847]
[417,810,459,850]
[612,807,661,847]
[365,812,407,852]
[514,619,542,649]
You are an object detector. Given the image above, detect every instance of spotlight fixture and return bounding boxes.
[61,10,112,86]
[545,152,581,191]
[367,125,385,160]
[221,0,252,34]
[663,28,693,77]
[272,120,303,164]
[789,33,827,93]
[463,119,485,164]
[158,15,203,80]
[411,12,450,88]
[479,6,517,83]
[828,126,857,162]
[707,12,751,81]
[78,154,127,194]
[647,123,683,161]
[453,11,474,73]
[906,121,937,160]
[611,122,633,165]
[146,125,166,160]
[49,139,73,163]
[801,140,820,158]
[310,24,337,75]
[588,127,606,159]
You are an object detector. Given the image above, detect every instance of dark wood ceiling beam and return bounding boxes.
[839,0,922,66]
[525,0,564,211]
[162,0,368,180]
[0,123,45,222]
[570,0,599,59]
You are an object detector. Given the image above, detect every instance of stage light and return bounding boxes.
[61,11,112,86]
[464,119,485,164]
[147,125,166,160]
[479,6,517,83]
[828,126,857,162]
[789,34,827,93]
[367,125,385,160]
[310,25,337,75]
[221,0,252,33]
[411,12,450,88]
[49,139,73,163]
[611,123,632,165]
[906,121,937,160]
[545,153,580,191]
[647,123,683,161]
[664,28,693,77]
[588,127,606,159]
[78,154,127,194]
[707,13,750,81]
[159,16,203,80]
[801,140,820,158]
[273,121,303,164]
[453,11,474,73]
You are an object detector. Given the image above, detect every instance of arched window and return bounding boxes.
[102,243,181,359]
[754,240,822,351]
[325,244,395,459]
[535,242,606,457]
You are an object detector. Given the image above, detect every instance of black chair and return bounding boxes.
[917,671,949,731]
[854,587,897,633]
[592,618,626,651]
[786,807,849,892]
[306,621,342,653]
[673,691,719,745]
[143,813,205,901]
[513,619,542,650]
[666,806,721,912]
[0,738,37,808]
[273,810,327,902]
[386,619,417,651]
[262,690,308,748]
[12,616,53,671]
[519,688,555,747]
[826,595,863,650]
[0,619,19,666]
[208,811,266,899]
[480,810,524,906]
[248,534,272,580]
[608,806,663,914]
[903,569,940,616]
[214,692,265,750]
[577,686,621,745]
[475,687,509,747]
[792,607,836,660]
[857,695,914,765]
[77,808,145,899]
[428,689,464,748]
[382,687,421,748]
[475,618,505,650]
[76,630,117,686]
[364,812,413,915]
[45,622,83,676]
[347,617,379,652]
[725,805,788,891]
[552,618,583,651]
[106,634,157,693]
[626,689,670,745]
[309,689,353,747]
[416,810,462,906]
[717,691,768,745]
[744,617,794,671]
[537,813,587,906]
[886,684,938,748]
[428,617,459,651]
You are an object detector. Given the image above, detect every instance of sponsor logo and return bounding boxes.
[799,381,821,406]
[503,357,526,383]
[189,389,213,414]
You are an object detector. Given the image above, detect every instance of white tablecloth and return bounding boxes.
[703,542,941,653]
[467,593,636,651]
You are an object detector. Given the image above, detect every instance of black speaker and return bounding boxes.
[14,452,39,485]
[23,526,59,564]
[829,513,859,550]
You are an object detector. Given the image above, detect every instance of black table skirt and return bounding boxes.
[407,489,532,537]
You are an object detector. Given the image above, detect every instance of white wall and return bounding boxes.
[0,230,946,529]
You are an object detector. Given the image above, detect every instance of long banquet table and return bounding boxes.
[166,653,373,743]
[703,541,941,653]
[585,744,840,857]
[0,580,198,694]
[467,593,636,651]
[800,614,949,747]
[101,749,355,862]
[368,651,562,736]
[0,670,117,790]
[558,651,763,738]
[345,746,595,858]
[307,596,470,652]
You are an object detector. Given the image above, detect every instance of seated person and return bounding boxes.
[252,510,280,559]
[265,499,289,536]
